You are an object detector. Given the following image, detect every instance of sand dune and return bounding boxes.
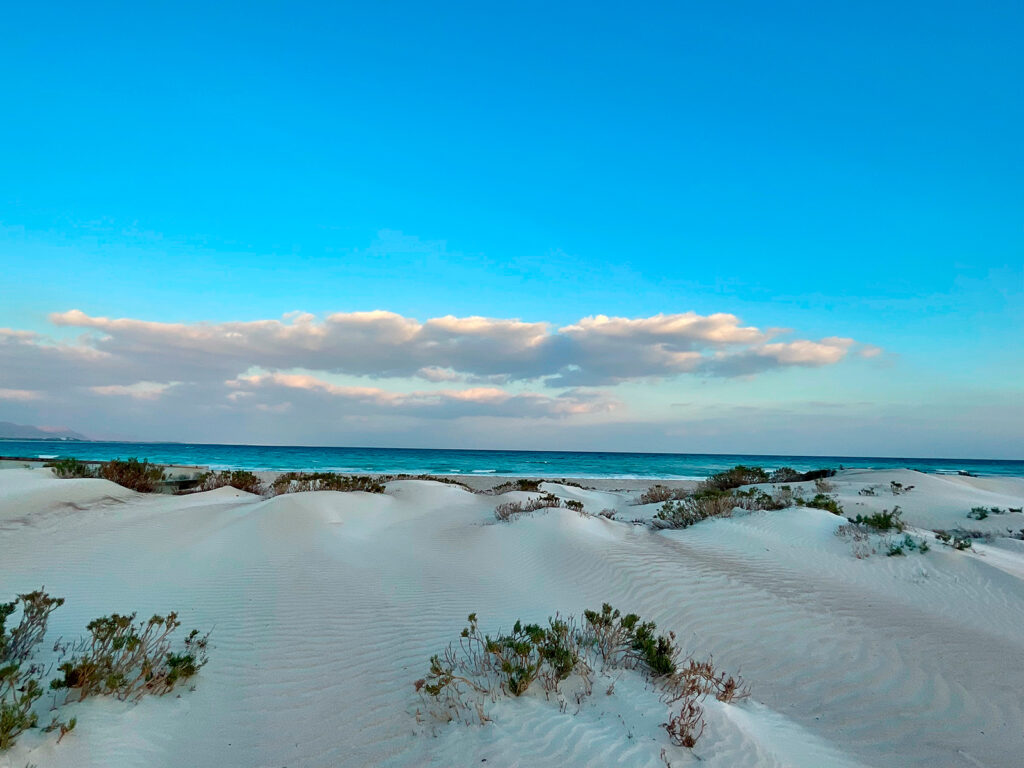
[1,468,1022,767]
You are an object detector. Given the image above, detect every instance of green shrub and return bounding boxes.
[565,500,585,513]
[801,493,843,515]
[47,458,97,479]
[935,530,972,550]
[269,472,385,495]
[417,604,747,750]
[494,493,562,522]
[99,458,166,492]
[849,506,905,533]
[1,590,64,750]
[699,465,769,492]
[637,485,687,505]
[51,611,209,702]
[195,470,265,495]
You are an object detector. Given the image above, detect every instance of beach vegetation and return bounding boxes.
[698,465,768,491]
[46,458,97,479]
[800,493,844,515]
[849,506,905,533]
[813,477,837,493]
[1,587,210,751]
[193,470,265,495]
[564,500,585,513]
[934,530,973,550]
[494,493,563,522]
[637,485,687,505]
[416,604,747,750]
[489,478,544,494]
[859,486,878,496]
[98,458,166,492]
[890,481,914,495]
[269,472,385,495]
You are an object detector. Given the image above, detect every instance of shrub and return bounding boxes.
[194,470,265,495]
[934,530,972,550]
[1,590,64,750]
[417,604,746,751]
[494,493,562,522]
[769,467,836,484]
[698,466,768,492]
[490,479,543,494]
[565,500,585,513]
[637,485,687,505]
[99,458,166,492]
[598,508,617,519]
[654,491,735,529]
[813,477,837,493]
[859,486,878,496]
[849,506,905,533]
[801,493,843,516]
[51,612,209,702]
[890,481,914,495]
[47,458,97,479]
[269,472,385,495]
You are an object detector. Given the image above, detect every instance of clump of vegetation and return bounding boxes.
[890,481,914,495]
[494,493,563,522]
[598,508,617,520]
[800,493,843,516]
[849,506,905,533]
[967,506,1007,520]
[698,465,769,492]
[193,470,265,495]
[51,612,209,702]
[886,534,929,557]
[654,491,735,529]
[415,604,747,751]
[564,500,585,513]
[935,530,973,550]
[0,588,210,752]
[768,467,835,484]
[637,485,688,505]
[98,458,166,492]
[859,486,878,496]
[46,458,97,479]
[269,472,385,495]
[489,478,544,494]
[385,474,474,491]
[1,590,65,749]
[813,477,837,493]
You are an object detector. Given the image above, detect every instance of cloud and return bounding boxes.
[42,308,868,387]
[0,307,873,438]
[232,373,619,418]
[0,388,42,401]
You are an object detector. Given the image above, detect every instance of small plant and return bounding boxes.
[859,486,878,496]
[494,493,563,522]
[849,506,905,533]
[889,481,914,495]
[967,507,989,520]
[1,590,64,750]
[99,458,166,492]
[698,465,768,492]
[565,500,585,513]
[490,478,543,494]
[935,530,973,550]
[417,605,745,750]
[814,477,836,493]
[193,470,265,495]
[598,508,616,519]
[50,612,209,702]
[269,472,385,495]
[801,493,843,516]
[637,485,686,505]
[47,458,97,479]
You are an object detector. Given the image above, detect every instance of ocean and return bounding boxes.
[1,440,1021,479]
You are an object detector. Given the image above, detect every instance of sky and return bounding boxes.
[1,1,1021,458]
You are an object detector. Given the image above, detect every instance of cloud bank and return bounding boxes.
[0,308,872,435]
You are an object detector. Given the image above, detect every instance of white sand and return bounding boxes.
[1,467,1023,767]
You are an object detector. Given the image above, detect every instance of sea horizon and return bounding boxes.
[3,438,1021,478]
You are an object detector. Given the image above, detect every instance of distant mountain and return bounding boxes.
[0,422,89,440]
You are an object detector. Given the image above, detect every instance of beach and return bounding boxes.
[2,464,1023,767]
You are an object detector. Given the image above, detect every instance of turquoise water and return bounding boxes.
[1,440,1021,478]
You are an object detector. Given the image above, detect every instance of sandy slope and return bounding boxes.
[1,468,1022,767]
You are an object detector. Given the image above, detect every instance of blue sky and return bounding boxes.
[1,1,1021,456]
